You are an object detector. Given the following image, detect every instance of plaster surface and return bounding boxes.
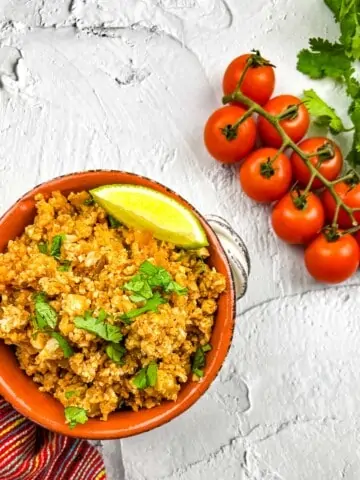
[0,1,358,479]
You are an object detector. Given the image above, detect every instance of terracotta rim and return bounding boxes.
[0,170,236,439]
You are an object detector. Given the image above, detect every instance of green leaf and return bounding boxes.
[139,261,158,276]
[165,281,188,296]
[74,311,123,342]
[130,294,148,303]
[83,197,95,206]
[132,362,158,389]
[297,38,352,80]
[64,406,88,429]
[108,215,121,228]
[51,332,74,358]
[106,343,126,364]
[146,361,158,387]
[97,308,108,322]
[58,260,71,272]
[50,234,65,259]
[324,0,341,20]
[192,344,212,377]
[124,275,153,300]
[65,390,78,399]
[347,99,360,166]
[38,242,48,254]
[302,89,346,134]
[120,293,166,321]
[33,293,57,330]
[132,367,148,389]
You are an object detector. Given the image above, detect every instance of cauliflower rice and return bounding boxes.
[0,191,226,423]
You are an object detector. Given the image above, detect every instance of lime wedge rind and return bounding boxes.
[90,184,209,249]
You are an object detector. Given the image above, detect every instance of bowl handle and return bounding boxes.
[205,215,250,301]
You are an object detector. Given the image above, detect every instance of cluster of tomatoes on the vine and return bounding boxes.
[204,51,360,284]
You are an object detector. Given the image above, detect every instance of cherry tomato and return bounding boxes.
[305,232,359,283]
[258,95,310,148]
[271,190,325,244]
[223,52,275,106]
[291,137,343,189]
[321,181,360,228]
[204,105,256,164]
[239,148,292,202]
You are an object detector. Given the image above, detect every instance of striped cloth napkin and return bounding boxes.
[0,396,106,480]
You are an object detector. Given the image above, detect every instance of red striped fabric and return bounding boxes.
[0,397,106,480]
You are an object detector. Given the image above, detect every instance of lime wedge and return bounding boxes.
[90,184,209,248]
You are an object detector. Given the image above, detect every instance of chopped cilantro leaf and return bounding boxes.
[191,344,212,377]
[106,343,126,364]
[38,242,48,254]
[133,362,158,389]
[64,406,88,429]
[146,361,158,387]
[50,234,65,259]
[51,332,74,358]
[33,292,57,330]
[74,311,123,342]
[132,367,147,389]
[58,260,71,272]
[124,275,153,300]
[139,260,158,276]
[83,197,95,206]
[302,89,347,134]
[165,281,188,296]
[65,390,78,399]
[97,308,108,322]
[107,215,121,229]
[120,293,167,321]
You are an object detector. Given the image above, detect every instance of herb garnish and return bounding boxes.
[133,361,158,389]
[64,406,88,429]
[123,261,187,317]
[50,234,66,259]
[297,3,360,166]
[33,293,57,330]
[191,344,212,378]
[107,215,121,228]
[74,310,123,343]
[120,293,167,322]
[51,332,74,358]
[38,242,48,254]
[106,343,126,364]
[65,390,78,399]
[58,260,71,272]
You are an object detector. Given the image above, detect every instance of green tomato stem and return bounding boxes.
[227,89,360,232]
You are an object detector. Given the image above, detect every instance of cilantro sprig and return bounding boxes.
[132,362,158,389]
[122,261,187,320]
[297,2,360,167]
[74,309,123,342]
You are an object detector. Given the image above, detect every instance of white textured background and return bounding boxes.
[0,1,359,479]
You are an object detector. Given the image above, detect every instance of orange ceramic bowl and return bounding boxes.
[0,171,235,439]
